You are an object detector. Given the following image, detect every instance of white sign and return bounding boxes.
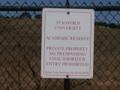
[41,8,94,79]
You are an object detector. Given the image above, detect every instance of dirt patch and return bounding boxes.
[0,19,120,90]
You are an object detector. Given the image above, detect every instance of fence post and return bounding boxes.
[64,77,70,90]
[65,0,70,8]
[64,0,70,90]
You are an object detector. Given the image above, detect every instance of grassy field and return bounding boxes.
[0,19,120,90]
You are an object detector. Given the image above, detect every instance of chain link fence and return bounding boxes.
[0,1,120,90]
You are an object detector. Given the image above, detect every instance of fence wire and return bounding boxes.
[0,1,120,90]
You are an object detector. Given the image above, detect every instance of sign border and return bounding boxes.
[41,8,94,78]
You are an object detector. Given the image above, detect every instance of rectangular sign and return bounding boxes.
[41,8,94,79]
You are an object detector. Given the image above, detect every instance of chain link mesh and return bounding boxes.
[0,1,120,90]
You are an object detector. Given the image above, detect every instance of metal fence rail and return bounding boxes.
[0,1,120,90]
